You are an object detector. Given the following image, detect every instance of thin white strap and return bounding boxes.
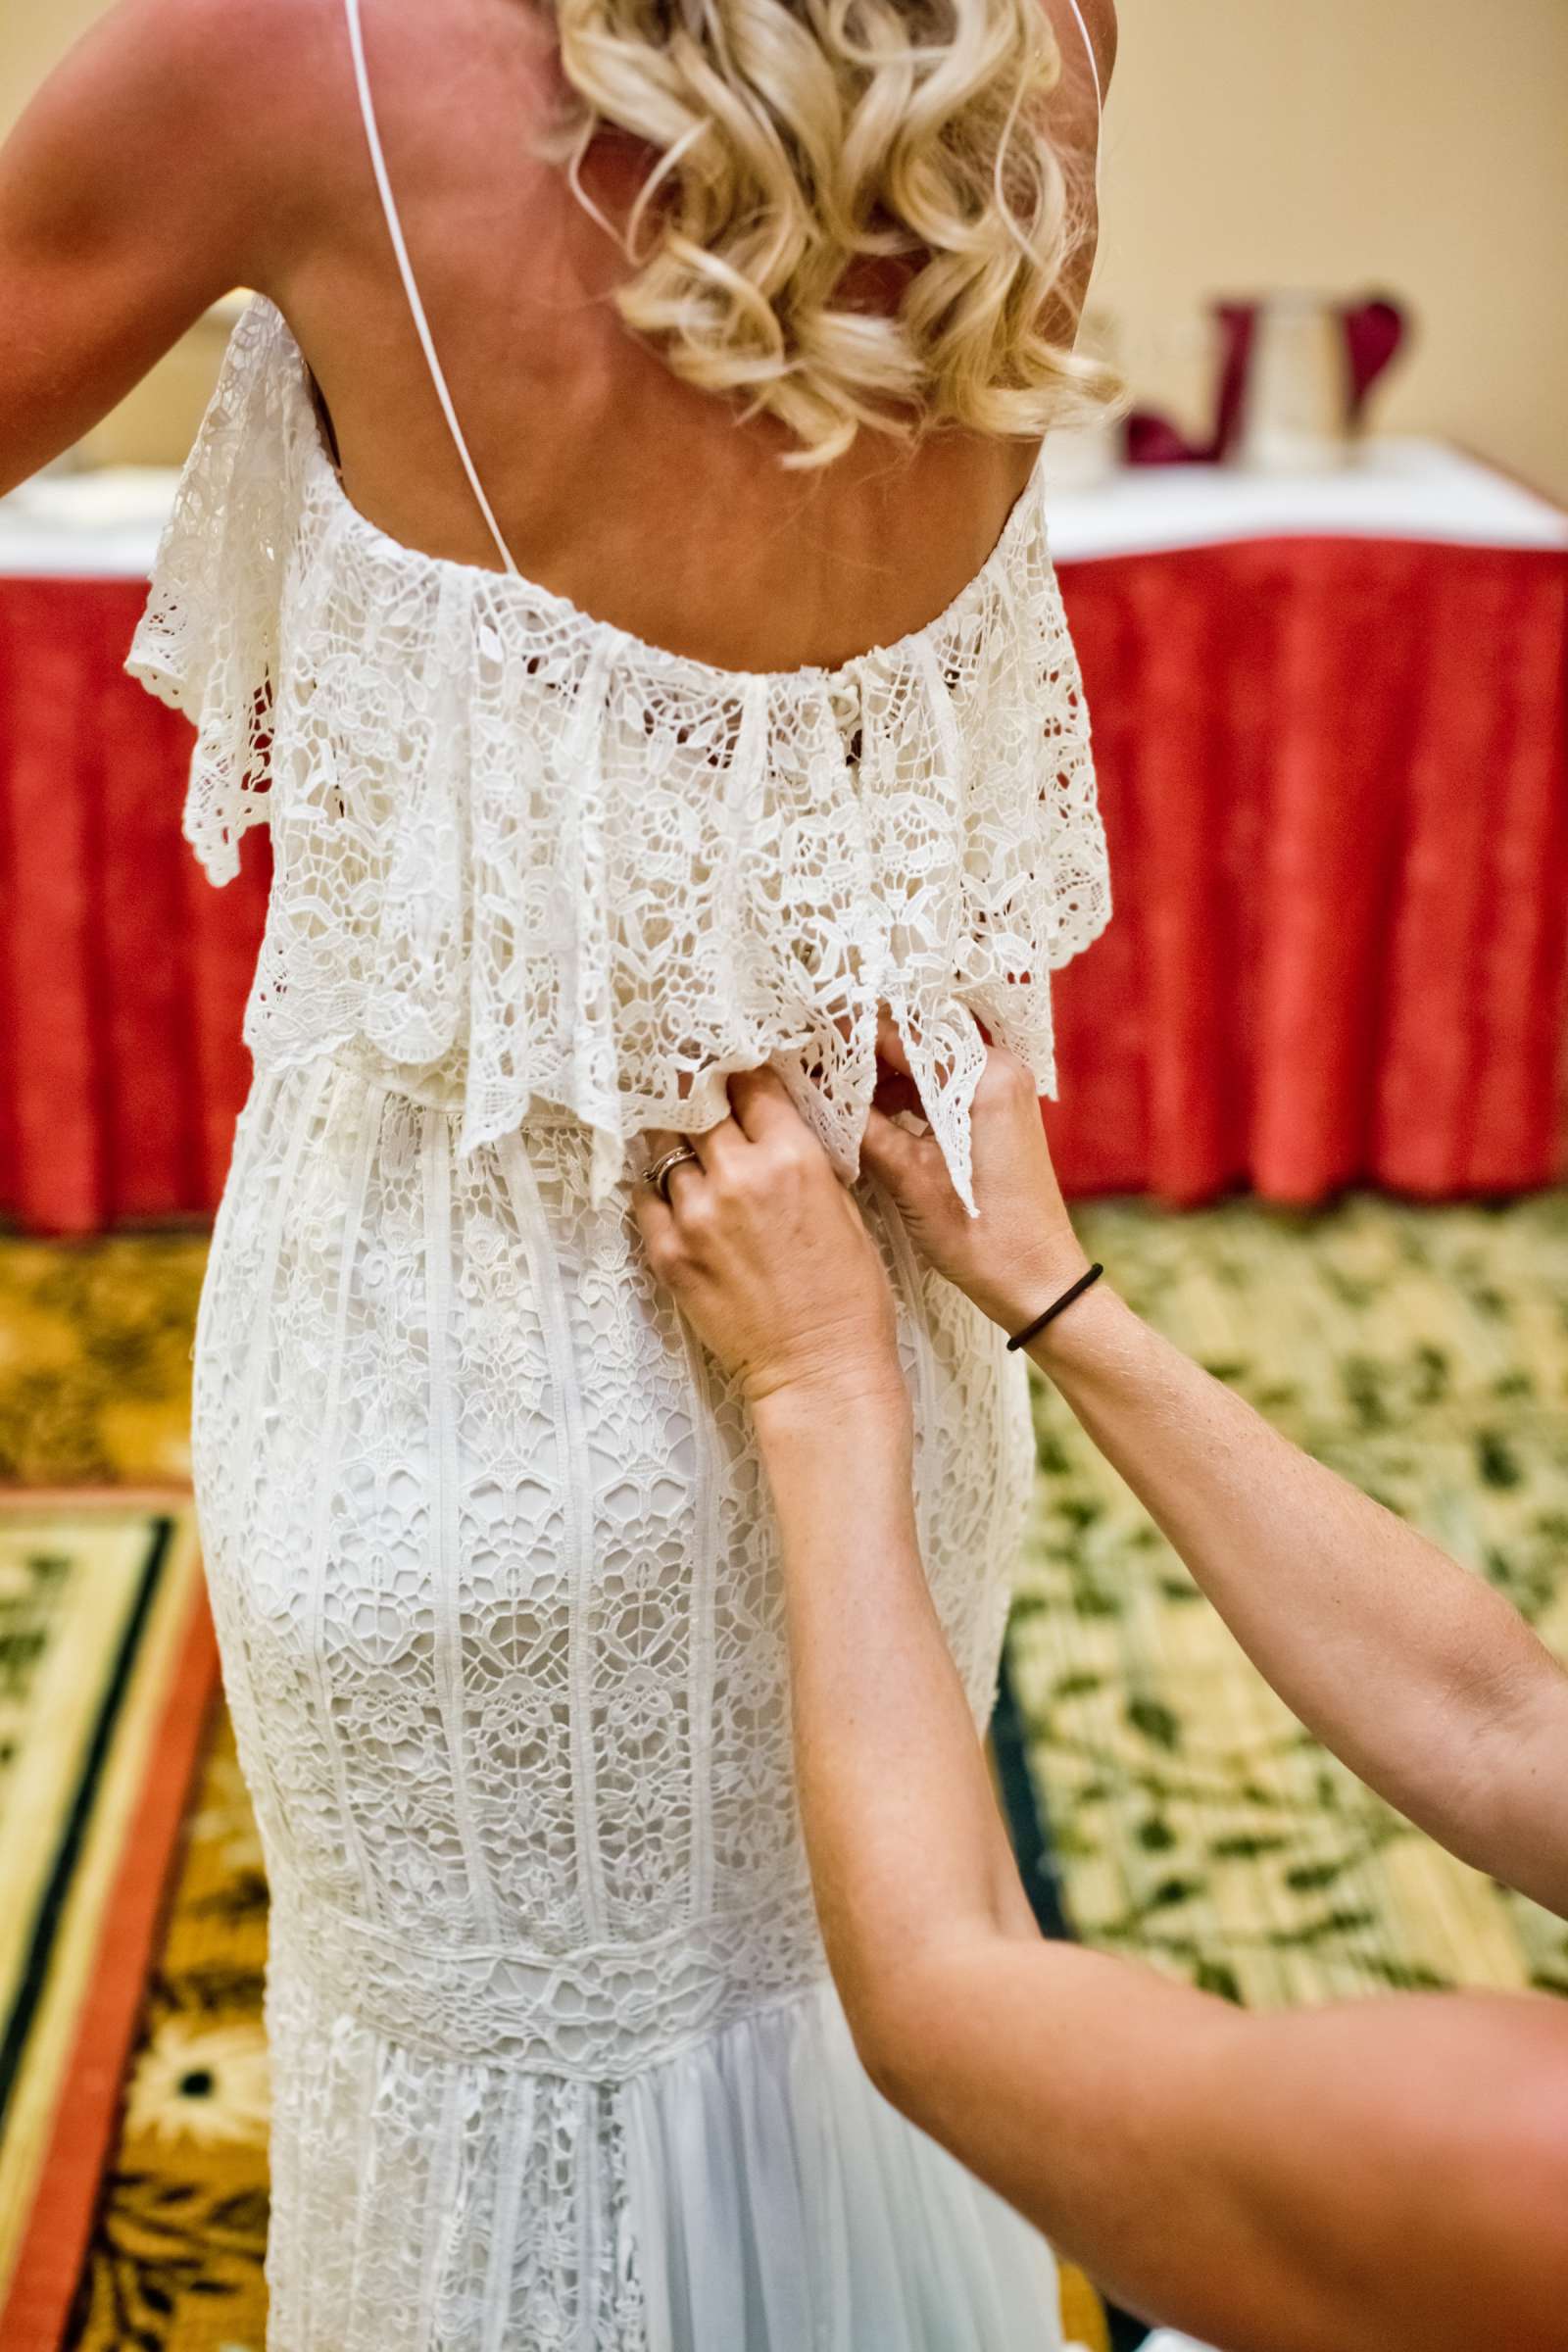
[1063,0,1104,200]
[342,0,520,576]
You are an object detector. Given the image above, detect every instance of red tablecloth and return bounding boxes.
[2,538,1565,1236]
[1048,535,1568,1203]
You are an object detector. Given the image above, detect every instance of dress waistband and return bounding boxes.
[267,1881,828,2081]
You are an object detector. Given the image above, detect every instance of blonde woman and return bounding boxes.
[1,0,1115,2343]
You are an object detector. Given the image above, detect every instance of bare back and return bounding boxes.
[2,0,1108,672]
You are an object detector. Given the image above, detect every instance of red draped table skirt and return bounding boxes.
[1,536,1565,1236]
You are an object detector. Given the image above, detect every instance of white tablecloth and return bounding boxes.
[2,440,1564,580]
[1042,436,1568,563]
[0,466,183,578]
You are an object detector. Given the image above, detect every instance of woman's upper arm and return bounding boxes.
[0,0,307,489]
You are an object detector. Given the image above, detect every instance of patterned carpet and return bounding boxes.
[0,1236,267,2351]
[0,1237,203,1489]
[0,1496,214,2346]
[1009,1191,1568,2007]
[66,1708,270,2352]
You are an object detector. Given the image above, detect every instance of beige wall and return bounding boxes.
[1099,0,1568,499]
[6,0,1568,494]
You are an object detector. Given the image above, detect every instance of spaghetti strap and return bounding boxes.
[342,0,520,577]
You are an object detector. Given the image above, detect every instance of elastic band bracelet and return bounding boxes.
[1005,1262,1104,1352]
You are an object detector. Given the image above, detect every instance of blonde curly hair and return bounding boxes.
[543,0,1116,466]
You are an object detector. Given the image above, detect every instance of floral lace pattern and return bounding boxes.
[127,299,1109,1213]
[135,294,1094,2345]
[265,1955,650,2351]
[190,1054,1042,2346]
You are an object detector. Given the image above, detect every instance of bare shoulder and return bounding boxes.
[0,0,352,288]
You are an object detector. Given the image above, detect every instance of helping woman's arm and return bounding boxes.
[633,1086,1268,2338]
[634,1062,1568,2352]
[858,1040,1568,1920]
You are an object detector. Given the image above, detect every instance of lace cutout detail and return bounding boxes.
[127,298,1109,1212]
[155,275,1094,2346]
[194,1057,1045,2346]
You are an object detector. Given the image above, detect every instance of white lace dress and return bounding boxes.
[127,290,1109,2351]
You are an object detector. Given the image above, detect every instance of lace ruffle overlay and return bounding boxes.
[127,298,1109,1211]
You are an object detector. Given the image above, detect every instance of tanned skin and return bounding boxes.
[0,0,1111,669]
[634,1041,1568,2352]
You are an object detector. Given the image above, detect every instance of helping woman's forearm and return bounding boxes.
[634,1064,1568,2352]
[859,1040,1568,1915]
[743,1382,1368,2352]
[750,1383,1038,2027]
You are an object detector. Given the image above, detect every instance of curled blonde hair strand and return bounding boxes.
[543,0,1121,465]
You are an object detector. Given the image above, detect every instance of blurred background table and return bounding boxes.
[2,445,1565,1236]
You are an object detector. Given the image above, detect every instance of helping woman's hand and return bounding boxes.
[859,1022,1089,1336]
[633,1068,908,1425]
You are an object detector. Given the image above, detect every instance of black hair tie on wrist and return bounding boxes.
[1005,1263,1104,1352]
